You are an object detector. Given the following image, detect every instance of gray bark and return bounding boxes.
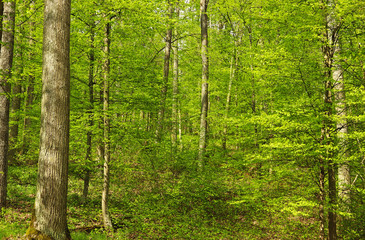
[332,19,350,209]
[26,0,71,238]
[198,0,209,168]
[320,0,341,238]
[102,21,113,231]
[0,0,15,211]
[172,4,179,150]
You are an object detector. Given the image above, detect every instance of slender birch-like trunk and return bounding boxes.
[198,0,209,168]
[102,21,113,231]
[172,3,180,150]
[319,0,342,239]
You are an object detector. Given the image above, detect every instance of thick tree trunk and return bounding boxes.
[82,22,95,202]
[156,1,173,142]
[102,21,113,231]
[198,0,209,168]
[25,0,71,238]
[0,0,15,211]
[0,1,3,52]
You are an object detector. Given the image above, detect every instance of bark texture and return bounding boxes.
[0,0,15,210]
[102,21,113,231]
[0,1,3,52]
[319,0,341,239]
[26,0,71,239]
[198,0,209,168]
[172,4,180,150]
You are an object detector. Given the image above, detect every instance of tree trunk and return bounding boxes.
[102,20,113,231]
[22,0,35,155]
[0,0,15,211]
[318,0,343,238]
[0,1,3,52]
[172,3,179,150]
[8,82,21,163]
[25,0,71,238]
[156,0,173,142]
[319,155,326,240]
[82,22,95,202]
[331,16,350,210]
[198,0,209,169]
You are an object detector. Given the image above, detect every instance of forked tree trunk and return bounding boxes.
[102,20,113,231]
[25,0,71,238]
[0,0,15,211]
[198,0,209,169]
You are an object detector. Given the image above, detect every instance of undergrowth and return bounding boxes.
[0,147,331,239]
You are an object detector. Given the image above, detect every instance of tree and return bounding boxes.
[25,0,71,238]
[0,1,3,51]
[0,0,16,211]
[321,0,343,238]
[156,0,174,142]
[22,0,37,155]
[101,19,113,231]
[172,2,180,150]
[82,19,96,202]
[198,0,209,168]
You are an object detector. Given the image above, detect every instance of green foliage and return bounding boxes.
[3,0,365,239]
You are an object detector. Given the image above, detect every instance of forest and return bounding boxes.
[0,0,364,239]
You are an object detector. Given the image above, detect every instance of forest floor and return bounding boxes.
[1,153,319,239]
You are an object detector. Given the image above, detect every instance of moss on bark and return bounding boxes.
[24,210,71,240]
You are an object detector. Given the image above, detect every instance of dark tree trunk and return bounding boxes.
[0,0,15,211]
